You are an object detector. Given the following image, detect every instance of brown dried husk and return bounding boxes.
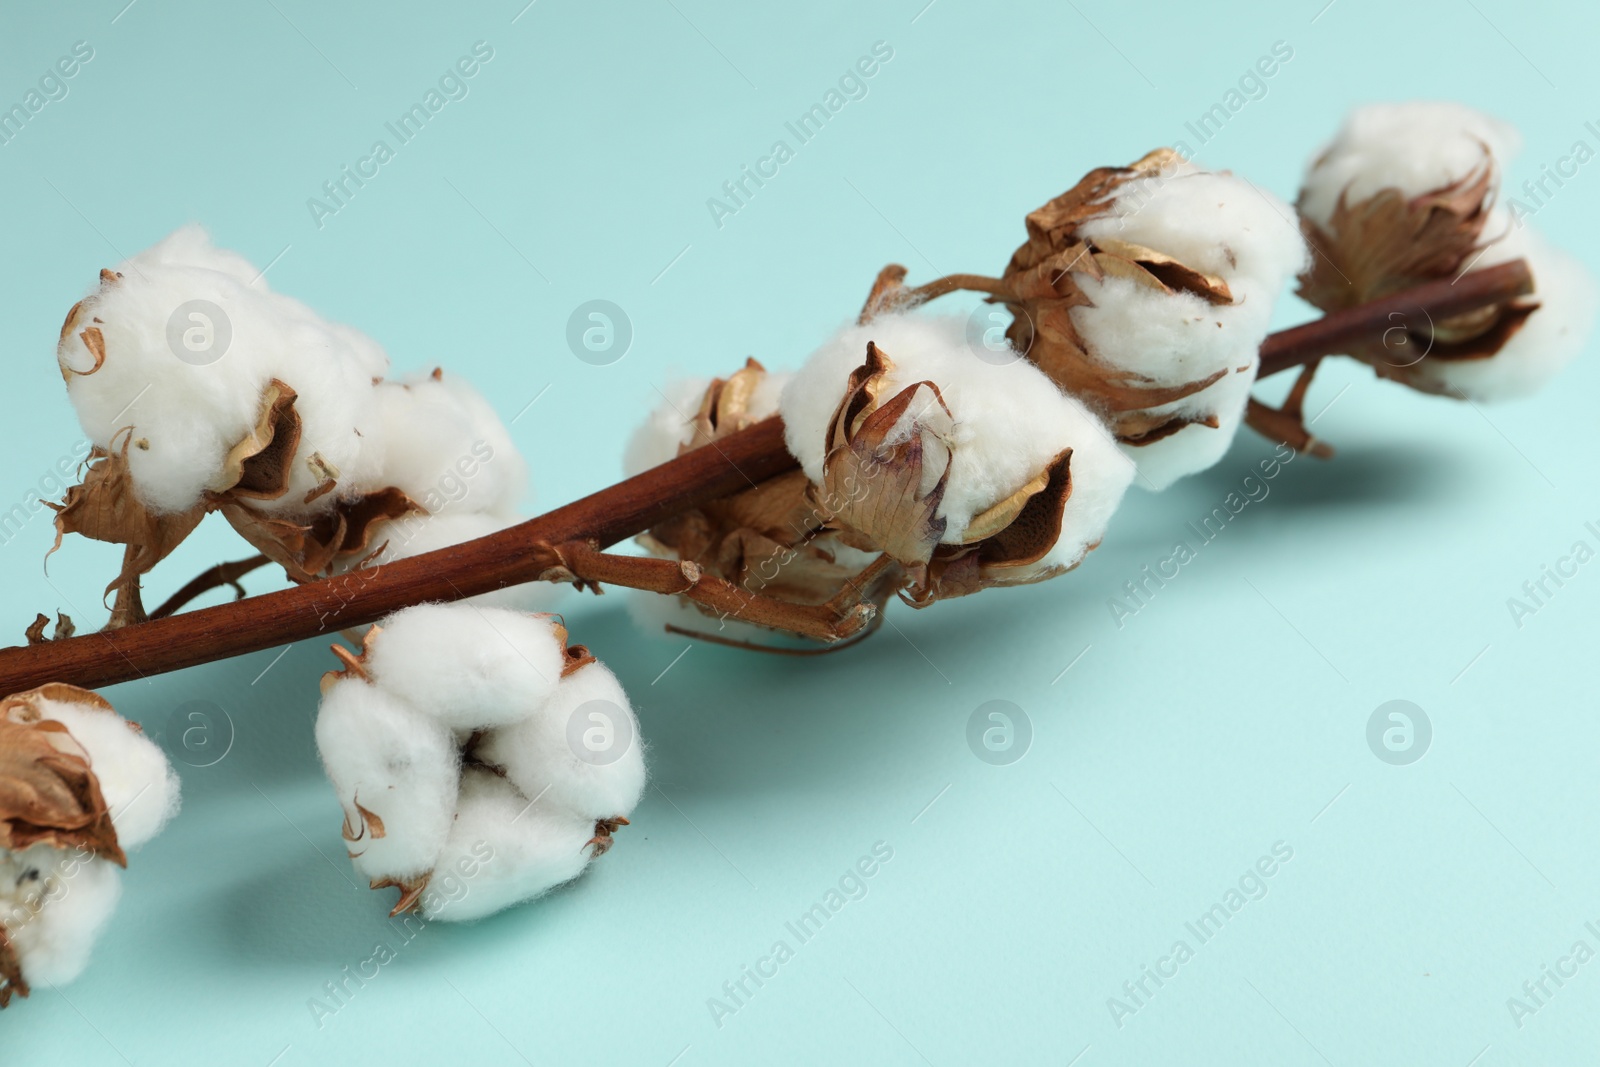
[998,149,1240,445]
[816,345,1084,606]
[0,923,26,1007]
[0,684,125,867]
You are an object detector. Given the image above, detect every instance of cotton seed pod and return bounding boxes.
[996,150,1309,489]
[314,603,643,919]
[1297,101,1596,400]
[781,314,1133,604]
[0,684,180,1008]
[625,359,895,642]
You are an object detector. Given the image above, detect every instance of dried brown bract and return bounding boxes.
[0,685,125,867]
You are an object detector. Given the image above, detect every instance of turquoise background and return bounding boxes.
[2,0,1597,1063]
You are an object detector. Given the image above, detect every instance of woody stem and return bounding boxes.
[0,420,799,694]
[1255,259,1533,377]
[150,555,271,619]
[895,273,1012,306]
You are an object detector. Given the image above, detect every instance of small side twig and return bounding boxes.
[150,555,271,620]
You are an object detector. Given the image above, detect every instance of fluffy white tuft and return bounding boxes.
[474,660,646,822]
[1298,101,1521,230]
[0,846,122,990]
[781,313,1134,556]
[363,603,564,730]
[314,678,460,883]
[58,225,389,515]
[371,371,527,518]
[418,768,596,922]
[31,698,181,852]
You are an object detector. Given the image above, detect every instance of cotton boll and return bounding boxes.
[418,768,595,923]
[782,313,1134,544]
[0,845,122,991]
[315,679,459,883]
[28,699,181,853]
[1299,102,1520,231]
[1403,224,1598,401]
[57,226,389,516]
[474,661,645,822]
[1062,165,1308,489]
[370,372,527,518]
[362,603,564,730]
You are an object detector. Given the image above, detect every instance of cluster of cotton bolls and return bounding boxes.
[53,226,546,605]
[0,685,181,1007]
[315,603,645,921]
[1297,101,1597,400]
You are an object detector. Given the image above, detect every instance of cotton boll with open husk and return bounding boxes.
[782,313,1134,605]
[1296,102,1595,401]
[992,150,1309,489]
[313,604,643,920]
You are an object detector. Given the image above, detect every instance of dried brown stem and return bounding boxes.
[1257,259,1534,377]
[149,555,271,620]
[552,542,878,644]
[0,418,798,694]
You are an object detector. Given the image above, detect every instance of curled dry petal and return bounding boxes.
[814,343,951,578]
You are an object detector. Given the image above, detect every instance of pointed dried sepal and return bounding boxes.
[905,447,1077,605]
[47,432,207,607]
[682,358,771,453]
[814,343,952,579]
[370,873,430,917]
[320,625,383,694]
[586,815,630,857]
[0,923,27,1008]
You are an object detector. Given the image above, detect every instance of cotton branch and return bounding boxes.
[0,264,1530,695]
